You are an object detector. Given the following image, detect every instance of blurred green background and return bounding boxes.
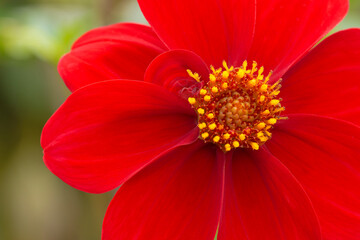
[0,0,359,239]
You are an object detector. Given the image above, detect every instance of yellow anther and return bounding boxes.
[210,65,216,74]
[186,69,200,82]
[204,95,211,101]
[262,110,270,115]
[211,86,219,93]
[257,132,268,142]
[267,118,277,125]
[201,132,209,139]
[209,123,217,130]
[248,79,257,87]
[209,74,216,82]
[258,66,264,76]
[265,130,272,137]
[200,89,207,95]
[250,142,259,150]
[274,107,285,113]
[233,141,240,148]
[260,84,268,92]
[270,99,280,106]
[251,61,257,74]
[256,122,266,130]
[242,60,248,70]
[237,68,246,79]
[225,144,231,152]
[260,95,266,102]
[207,113,214,119]
[278,116,289,120]
[188,97,196,105]
[271,90,280,96]
[264,71,273,83]
[239,134,246,141]
[222,60,231,71]
[222,71,230,79]
[271,79,282,89]
[198,122,207,129]
[213,136,220,142]
[222,82,228,89]
[223,133,230,140]
[197,108,205,115]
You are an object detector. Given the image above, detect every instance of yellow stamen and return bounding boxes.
[233,141,240,148]
[222,60,233,71]
[207,113,214,119]
[239,134,246,141]
[200,89,207,95]
[264,71,273,83]
[209,74,216,82]
[211,86,219,93]
[204,95,211,101]
[198,122,207,129]
[188,97,196,105]
[201,132,209,139]
[260,84,268,92]
[251,61,257,74]
[197,108,205,115]
[250,142,259,150]
[271,90,280,96]
[267,118,277,125]
[209,123,217,130]
[225,144,231,151]
[222,71,230,79]
[186,69,200,82]
[213,136,220,142]
[270,99,280,106]
[222,82,228,89]
[223,133,230,140]
[248,79,257,87]
[237,68,246,79]
[242,60,248,70]
[262,110,270,115]
[256,122,266,130]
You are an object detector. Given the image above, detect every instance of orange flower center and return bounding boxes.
[187,60,286,152]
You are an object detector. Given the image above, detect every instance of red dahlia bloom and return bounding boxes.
[41,0,360,239]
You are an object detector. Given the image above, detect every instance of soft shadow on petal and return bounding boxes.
[145,50,209,99]
[267,114,360,240]
[137,0,255,67]
[248,0,349,81]
[102,141,225,240]
[218,148,321,240]
[41,80,198,194]
[281,29,360,125]
[59,23,167,91]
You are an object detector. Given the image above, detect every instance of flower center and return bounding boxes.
[187,60,286,152]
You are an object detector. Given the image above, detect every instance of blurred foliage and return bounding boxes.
[0,0,358,239]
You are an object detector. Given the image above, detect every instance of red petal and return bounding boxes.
[102,141,225,240]
[137,0,255,67]
[281,29,360,125]
[267,114,360,239]
[145,50,209,98]
[218,149,321,240]
[248,0,348,81]
[58,23,167,91]
[41,80,198,193]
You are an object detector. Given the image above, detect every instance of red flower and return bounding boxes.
[41,0,360,239]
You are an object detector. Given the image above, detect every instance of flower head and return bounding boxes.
[42,0,360,239]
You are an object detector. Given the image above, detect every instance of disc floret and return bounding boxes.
[187,60,286,152]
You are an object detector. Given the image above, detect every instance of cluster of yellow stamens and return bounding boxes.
[187,60,286,152]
